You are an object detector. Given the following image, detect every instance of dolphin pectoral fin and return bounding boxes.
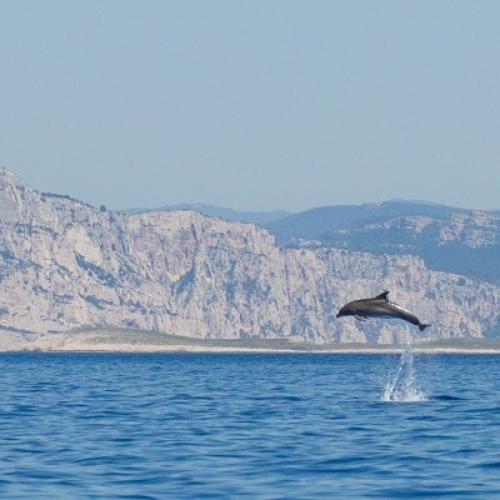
[354,315,368,321]
[373,291,390,301]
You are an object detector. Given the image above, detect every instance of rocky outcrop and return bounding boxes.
[0,169,498,343]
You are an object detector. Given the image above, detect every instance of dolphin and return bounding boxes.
[336,291,431,331]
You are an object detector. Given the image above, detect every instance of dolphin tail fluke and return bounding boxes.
[419,323,431,332]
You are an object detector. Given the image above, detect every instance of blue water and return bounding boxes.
[0,353,499,498]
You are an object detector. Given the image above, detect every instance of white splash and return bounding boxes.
[382,347,427,402]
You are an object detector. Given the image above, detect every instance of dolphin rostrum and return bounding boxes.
[336,291,431,331]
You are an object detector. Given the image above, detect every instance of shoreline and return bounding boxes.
[2,345,500,355]
[2,329,500,354]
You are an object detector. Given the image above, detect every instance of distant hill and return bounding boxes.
[127,203,291,225]
[265,201,500,285]
[265,200,461,241]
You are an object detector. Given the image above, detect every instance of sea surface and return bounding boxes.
[0,352,499,499]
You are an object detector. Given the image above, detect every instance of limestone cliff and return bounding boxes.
[0,169,498,343]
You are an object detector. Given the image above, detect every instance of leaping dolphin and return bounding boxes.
[336,291,431,331]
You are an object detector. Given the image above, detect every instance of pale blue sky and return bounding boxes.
[1,1,499,211]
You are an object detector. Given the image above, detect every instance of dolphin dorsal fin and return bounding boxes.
[374,290,390,301]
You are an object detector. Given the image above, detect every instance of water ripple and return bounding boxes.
[0,352,499,498]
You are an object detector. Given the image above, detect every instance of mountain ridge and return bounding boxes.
[124,197,499,285]
[264,201,499,285]
[126,203,291,224]
[0,168,498,343]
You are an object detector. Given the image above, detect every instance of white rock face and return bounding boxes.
[0,169,498,343]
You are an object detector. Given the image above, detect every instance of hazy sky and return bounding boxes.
[1,1,499,211]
